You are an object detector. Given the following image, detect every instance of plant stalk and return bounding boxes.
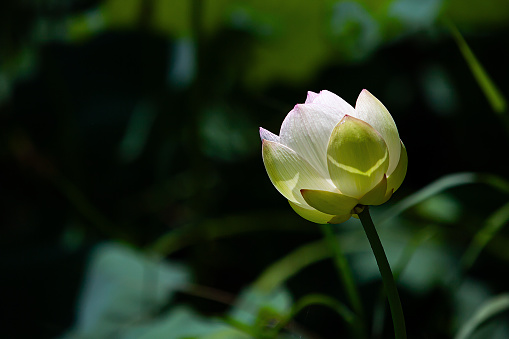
[358,207,407,339]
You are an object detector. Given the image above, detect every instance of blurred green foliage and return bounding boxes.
[2,0,509,338]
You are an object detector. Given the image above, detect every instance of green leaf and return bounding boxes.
[228,286,292,328]
[455,294,509,339]
[446,19,507,114]
[63,243,190,338]
[461,201,509,271]
[380,172,478,224]
[123,306,251,339]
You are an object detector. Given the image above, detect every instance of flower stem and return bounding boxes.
[320,224,367,339]
[358,207,407,339]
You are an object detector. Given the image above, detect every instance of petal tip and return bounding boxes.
[306,91,318,103]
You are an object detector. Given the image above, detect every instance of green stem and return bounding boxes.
[320,224,367,339]
[358,207,407,339]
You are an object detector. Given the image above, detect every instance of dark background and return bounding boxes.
[2,0,509,338]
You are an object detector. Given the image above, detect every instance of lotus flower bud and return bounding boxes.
[260,89,407,224]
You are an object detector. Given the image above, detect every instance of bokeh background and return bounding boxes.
[2,0,509,338]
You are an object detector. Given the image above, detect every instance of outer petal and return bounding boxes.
[359,175,388,206]
[387,140,408,193]
[327,115,389,199]
[259,127,280,143]
[310,90,356,116]
[354,90,401,175]
[262,140,337,206]
[328,214,352,224]
[289,200,336,224]
[305,91,319,103]
[301,189,358,215]
[279,103,344,177]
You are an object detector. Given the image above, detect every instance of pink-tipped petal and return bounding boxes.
[305,91,319,103]
[259,127,280,143]
[279,103,344,177]
[312,90,356,116]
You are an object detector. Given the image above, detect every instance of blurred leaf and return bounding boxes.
[118,100,157,163]
[199,106,255,161]
[329,1,381,60]
[461,201,509,271]
[414,193,463,224]
[353,226,455,294]
[62,243,190,338]
[228,285,293,327]
[234,0,331,88]
[392,226,438,279]
[67,8,106,41]
[379,172,509,224]
[253,238,332,293]
[275,293,356,335]
[446,19,507,115]
[320,224,366,338]
[167,37,197,89]
[455,294,509,339]
[420,64,459,116]
[103,0,143,28]
[147,211,314,256]
[123,306,250,339]
[447,0,509,27]
[388,0,443,29]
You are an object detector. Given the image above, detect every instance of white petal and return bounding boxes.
[305,91,319,103]
[354,89,401,175]
[311,90,356,116]
[279,103,344,177]
[259,127,280,143]
[262,140,337,205]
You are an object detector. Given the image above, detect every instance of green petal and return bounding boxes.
[289,200,336,224]
[354,90,401,175]
[328,214,352,224]
[262,140,336,205]
[300,189,359,215]
[387,140,408,193]
[327,115,390,199]
[359,174,388,205]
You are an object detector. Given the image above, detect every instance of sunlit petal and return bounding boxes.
[262,140,337,205]
[279,103,344,177]
[354,89,401,175]
[327,116,389,198]
[311,90,356,116]
[387,140,408,193]
[305,91,319,103]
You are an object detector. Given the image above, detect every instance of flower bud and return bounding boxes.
[260,89,407,224]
